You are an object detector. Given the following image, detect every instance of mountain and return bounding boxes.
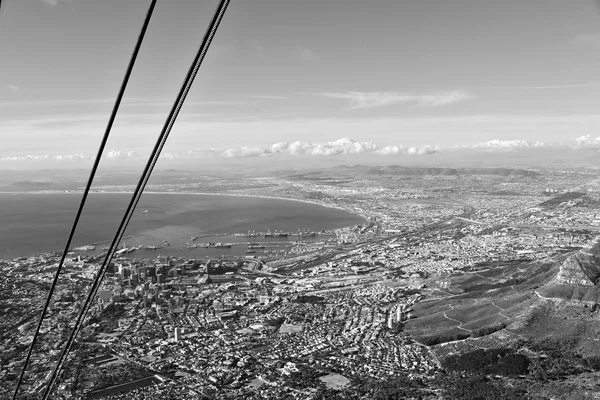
[536,237,600,302]
[285,165,540,180]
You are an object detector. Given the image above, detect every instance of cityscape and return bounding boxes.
[3,0,600,399]
[3,164,600,399]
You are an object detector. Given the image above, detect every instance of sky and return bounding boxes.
[2,0,600,164]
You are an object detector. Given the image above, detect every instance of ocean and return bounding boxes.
[0,192,364,259]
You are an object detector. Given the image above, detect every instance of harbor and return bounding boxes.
[69,228,341,260]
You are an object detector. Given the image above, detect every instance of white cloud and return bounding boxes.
[8,84,20,93]
[8,134,600,163]
[104,151,140,161]
[163,138,430,159]
[1,153,90,161]
[375,145,438,155]
[569,134,600,148]
[457,139,547,151]
[318,91,473,109]
[456,136,600,152]
[2,138,439,162]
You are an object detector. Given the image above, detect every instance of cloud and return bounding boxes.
[572,33,600,46]
[569,134,600,148]
[457,139,547,151]
[295,47,317,62]
[8,134,600,163]
[1,153,90,161]
[2,138,439,162]
[8,84,20,93]
[375,145,438,155]
[163,138,436,159]
[318,91,474,109]
[456,136,600,152]
[104,151,140,161]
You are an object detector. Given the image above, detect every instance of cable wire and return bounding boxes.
[11,1,157,399]
[42,1,231,398]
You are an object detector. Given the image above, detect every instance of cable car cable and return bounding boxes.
[42,1,231,398]
[11,1,157,398]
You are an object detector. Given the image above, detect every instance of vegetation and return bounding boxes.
[442,348,530,376]
[442,375,527,400]
[464,278,520,292]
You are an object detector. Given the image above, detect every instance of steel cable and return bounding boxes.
[11,1,158,398]
[42,1,231,398]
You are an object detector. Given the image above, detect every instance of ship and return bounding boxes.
[142,210,148,214]
[203,242,232,248]
[191,236,198,241]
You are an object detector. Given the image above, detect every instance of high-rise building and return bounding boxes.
[146,266,156,277]
[174,327,182,342]
[99,290,113,303]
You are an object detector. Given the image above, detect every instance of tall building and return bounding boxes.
[99,290,113,303]
[174,327,182,342]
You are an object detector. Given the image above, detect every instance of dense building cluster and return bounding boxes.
[4,168,600,398]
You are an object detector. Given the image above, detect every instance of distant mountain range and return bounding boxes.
[286,165,540,180]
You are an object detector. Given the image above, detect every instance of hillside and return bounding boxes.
[405,236,600,348]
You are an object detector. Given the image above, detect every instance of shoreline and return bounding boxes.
[0,190,367,259]
[0,190,369,221]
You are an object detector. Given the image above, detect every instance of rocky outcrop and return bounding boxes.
[553,255,595,286]
[549,237,600,287]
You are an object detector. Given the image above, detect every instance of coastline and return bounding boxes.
[0,190,368,222]
[0,191,367,258]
